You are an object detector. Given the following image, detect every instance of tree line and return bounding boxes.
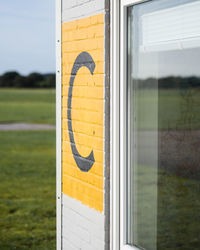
[2,72,199,89]
[136,76,200,89]
[0,71,55,88]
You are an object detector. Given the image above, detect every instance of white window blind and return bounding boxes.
[140,1,200,52]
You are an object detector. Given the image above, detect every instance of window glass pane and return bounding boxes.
[127,0,200,249]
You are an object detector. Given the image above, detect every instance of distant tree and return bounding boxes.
[45,74,55,88]
[0,71,20,87]
[36,74,55,88]
[133,76,200,90]
[26,72,45,88]
[13,75,27,88]
[0,71,56,88]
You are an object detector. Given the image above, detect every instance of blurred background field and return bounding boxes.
[0,0,56,249]
[133,87,200,130]
[0,89,55,125]
[0,89,56,249]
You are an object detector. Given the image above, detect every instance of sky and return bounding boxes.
[0,0,55,75]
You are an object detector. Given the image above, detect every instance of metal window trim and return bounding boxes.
[110,0,120,249]
[56,0,62,249]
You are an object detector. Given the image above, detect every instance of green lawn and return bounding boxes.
[0,130,56,250]
[132,165,200,250]
[134,88,200,130]
[0,89,55,124]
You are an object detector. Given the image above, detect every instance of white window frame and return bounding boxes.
[120,0,150,249]
[111,0,151,250]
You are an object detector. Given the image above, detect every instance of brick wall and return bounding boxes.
[62,195,104,250]
[60,0,110,249]
[62,13,104,212]
[62,0,104,22]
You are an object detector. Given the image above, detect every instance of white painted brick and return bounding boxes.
[62,195,104,250]
[63,220,91,243]
[91,237,105,250]
[66,210,104,240]
[63,229,90,249]
[62,0,104,22]
[77,0,91,5]
[63,238,78,250]
[64,0,91,9]
[75,226,91,243]
[60,1,109,249]
[81,243,97,250]
[91,225,104,242]
[63,195,104,227]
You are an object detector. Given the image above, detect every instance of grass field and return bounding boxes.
[134,88,200,130]
[132,165,200,250]
[0,88,56,249]
[129,88,200,248]
[1,87,200,249]
[0,89,55,124]
[0,130,56,250]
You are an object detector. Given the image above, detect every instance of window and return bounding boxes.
[119,0,200,249]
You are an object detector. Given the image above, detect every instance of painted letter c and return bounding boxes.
[67,52,95,172]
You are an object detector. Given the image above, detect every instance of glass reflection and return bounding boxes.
[127,0,200,249]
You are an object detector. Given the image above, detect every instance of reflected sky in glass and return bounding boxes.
[128,0,200,249]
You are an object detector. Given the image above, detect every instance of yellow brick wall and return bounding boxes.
[62,13,104,212]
